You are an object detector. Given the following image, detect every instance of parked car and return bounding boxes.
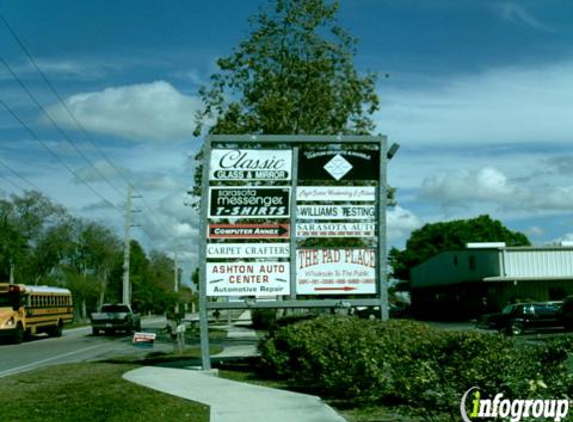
[90,303,141,335]
[353,303,410,320]
[562,296,573,331]
[477,302,563,335]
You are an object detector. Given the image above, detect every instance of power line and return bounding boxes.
[0,171,27,192]
[0,13,128,188]
[0,56,125,200]
[0,98,123,215]
[0,158,42,192]
[0,13,186,251]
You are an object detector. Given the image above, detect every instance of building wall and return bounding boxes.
[503,248,573,278]
[410,247,573,319]
[410,249,501,289]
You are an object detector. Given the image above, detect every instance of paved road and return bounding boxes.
[0,316,170,378]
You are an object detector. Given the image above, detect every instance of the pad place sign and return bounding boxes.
[209,187,290,218]
[206,243,290,258]
[296,249,376,295]
[210,149,292,181]
[296,223,375,238]
[206,262,290,297]
[298,149,379,181]
[297,186,375,202]
[297,205,375,220]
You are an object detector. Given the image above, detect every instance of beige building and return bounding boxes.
[410,243,573,319]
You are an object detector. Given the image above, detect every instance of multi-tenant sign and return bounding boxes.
[297,205,375,220]
[296,222,376,238]
[296,248,376,294]
[209,149,292,181]
[209,187,290,218]
[206,262,290,297]
[296,186,376,202]
[206,243,290,258]
[298,149,379,181]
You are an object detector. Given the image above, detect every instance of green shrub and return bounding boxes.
[259,315,573,419]
[251,309,277,330]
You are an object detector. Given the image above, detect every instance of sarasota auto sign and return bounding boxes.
[209,149,292,181]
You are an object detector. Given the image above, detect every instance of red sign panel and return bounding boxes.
[208,224,290,239]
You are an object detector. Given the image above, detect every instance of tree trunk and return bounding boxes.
[81,298,87,321]
[98,268,108,308]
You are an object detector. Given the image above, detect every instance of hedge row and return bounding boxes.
[258,315,573,419]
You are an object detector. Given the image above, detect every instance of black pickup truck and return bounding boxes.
[477,301,565,335]
[90,303,141,335]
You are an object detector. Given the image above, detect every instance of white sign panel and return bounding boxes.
[206,243,290,258]
[207,262,290,297]
[296,223,375,238]
[296,249,376,295]
[297,205,375,220]
[297,186,375,202]
[210,149,292,181]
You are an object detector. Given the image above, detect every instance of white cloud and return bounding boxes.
[44,81,201,142]
[387,205,422,244]
[494,3,553,32]
[74,160,126,184]
[378,60,573,145]
[136,174,184,191]
[421,166,521,207]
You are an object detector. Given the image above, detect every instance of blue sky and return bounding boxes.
[2,0,573,278]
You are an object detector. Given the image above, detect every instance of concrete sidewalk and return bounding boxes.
[123,366,347,422]
[123,310,346,421]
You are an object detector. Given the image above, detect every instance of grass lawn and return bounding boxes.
[0,362,209,422]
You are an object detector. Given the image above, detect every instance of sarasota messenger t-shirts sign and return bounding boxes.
[209,187,290,218]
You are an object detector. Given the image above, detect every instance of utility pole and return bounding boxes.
[9,259,14,284]
[122,184,133,305]
[174,252,179,315]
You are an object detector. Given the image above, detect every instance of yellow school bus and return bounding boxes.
[0,283,73,343]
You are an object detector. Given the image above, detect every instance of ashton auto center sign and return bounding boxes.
[296,248,376,294]
[209,149,292,181]
[206,262,290,297]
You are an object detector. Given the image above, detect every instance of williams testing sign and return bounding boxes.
[296,248,376,295]
[206,262,290,297]
[210,149,292,181]
[209,187,290,218]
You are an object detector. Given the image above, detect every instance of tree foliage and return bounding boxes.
[389,215,531,283]
[194,0,379,137]
[191,0,383,207]
[0,191,186,317]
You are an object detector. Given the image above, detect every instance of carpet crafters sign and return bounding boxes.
[209,149,292,181]
[209,187,290,218]
[206,262,290,297]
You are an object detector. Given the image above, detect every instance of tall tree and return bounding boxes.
[194,0,378,136]
[191,0,381,206]
[1,191,72,285]
[389,215,531,283]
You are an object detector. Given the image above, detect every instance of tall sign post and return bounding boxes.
[197,135,390,370]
